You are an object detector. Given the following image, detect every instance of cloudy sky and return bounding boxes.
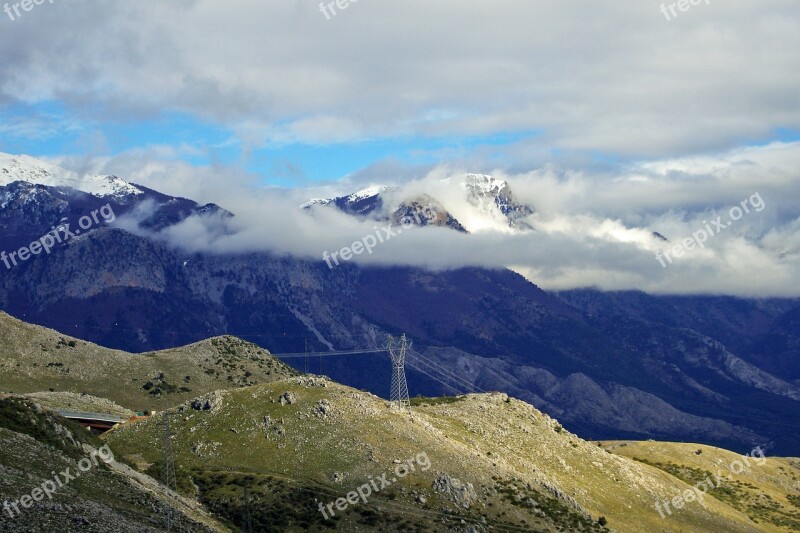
[1,0,799,296]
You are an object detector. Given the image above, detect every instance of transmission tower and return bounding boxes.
[242,487,253,533]
[387,334,411,410]
[161,410,181,532]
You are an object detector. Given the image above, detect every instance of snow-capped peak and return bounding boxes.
[299,197,332,209]
[0,153,143,198]
[443,173,534,232]
[346,185,391,202]
[461,173,509,197]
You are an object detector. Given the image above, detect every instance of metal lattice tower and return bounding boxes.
[387,334,411,409]
[242,487,253,533]
[161,411,181,532]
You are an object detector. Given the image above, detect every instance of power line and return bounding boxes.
[408,352,473,392]
[406,360,463,395]
[409,348,489,394]
[270,348,386,359]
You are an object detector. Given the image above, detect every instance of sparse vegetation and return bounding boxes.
[4,313,800,533]
[622,445,800,531]
[0,397,98,458]
[0,312,298,411]
[409,394,466,406]
[496,478,610,532]
[0,397,223,531]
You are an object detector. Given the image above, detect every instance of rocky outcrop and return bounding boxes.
[432,473,479,509]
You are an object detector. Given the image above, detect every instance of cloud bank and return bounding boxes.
[62,141,800,298]
[0,0,798,160]
[2,1,798,297]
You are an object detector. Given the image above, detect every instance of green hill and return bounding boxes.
[2,311,799,532]
[0,396,226,531]
[602,440,800,530]
[0,311,298,411]
[106,377,797,532]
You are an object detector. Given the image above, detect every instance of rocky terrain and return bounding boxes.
[23,391,135,418]
[0,396,225,531]
[107,376,799,532]
[1,313,798,531]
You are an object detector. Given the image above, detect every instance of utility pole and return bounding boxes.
[387,334,411,410]
[243,487,253,533]
[162,410,180,532]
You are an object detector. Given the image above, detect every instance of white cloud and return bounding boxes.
[64,141,800,298]
[3,0,799,297]
[0,0,798,157]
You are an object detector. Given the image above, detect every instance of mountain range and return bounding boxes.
[1,153,799,455]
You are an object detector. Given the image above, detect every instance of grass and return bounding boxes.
[0,312,298,411]
[105,380,790,533]
[0,396,101,459]
[607,441,800,532]
[5,312,800,532]
[409,395,467,406]
[495,478,610,532]
[0,397,223,531]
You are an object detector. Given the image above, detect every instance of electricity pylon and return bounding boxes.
[161,410,181,532]
[243,487,253,533]
[387,334,411,410]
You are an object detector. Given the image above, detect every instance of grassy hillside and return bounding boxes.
[602,440,800,531]
[0,396,226,531]
[0,311,298,411]
[24,391,135,417]
[106,377,791,532]
[3,311,799,532]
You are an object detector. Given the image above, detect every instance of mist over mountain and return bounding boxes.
[9,143,799,297]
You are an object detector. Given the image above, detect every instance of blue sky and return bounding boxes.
[0,100,545,186]
[4,98,796,188]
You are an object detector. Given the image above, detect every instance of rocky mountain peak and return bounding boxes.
[0,153,144,200]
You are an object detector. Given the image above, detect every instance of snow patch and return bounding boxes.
[346,185,391,202]
[0,153,143,198]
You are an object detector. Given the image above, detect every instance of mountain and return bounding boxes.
[303,186,468,232]
[0,153,144,200]
[1,154,800,456]
[390,193,468,232]
[300,185,391,217]
[302,173,534,232]
[460,173,534,229]
[0,153,232,251]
